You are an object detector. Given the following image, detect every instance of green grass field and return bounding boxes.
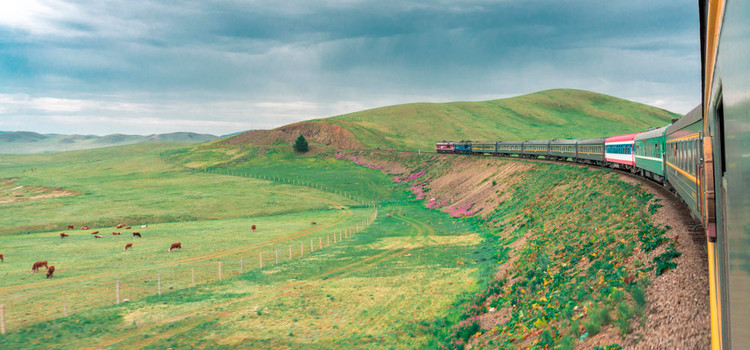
[0,143,488,348]
[0,132,676,348]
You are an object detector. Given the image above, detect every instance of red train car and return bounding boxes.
[436,141,455,154]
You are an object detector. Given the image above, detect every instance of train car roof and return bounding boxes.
[577,137,606,144]
[523,140,550,145]
[666,104,702,135]
[549,139,578,145]
[498,140,523,144]
[605,133,639,143]
[635,126,669,141]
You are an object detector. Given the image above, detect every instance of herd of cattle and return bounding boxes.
[0,223,183,279]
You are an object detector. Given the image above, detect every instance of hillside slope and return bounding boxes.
[0,132,218,154]
[222,89,679,151]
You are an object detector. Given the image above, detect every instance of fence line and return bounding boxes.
[2,160,380,333]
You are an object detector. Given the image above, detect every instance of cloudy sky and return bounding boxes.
[0,0,700,135]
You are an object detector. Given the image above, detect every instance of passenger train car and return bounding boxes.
[700,0,748,348]
[433,1,747,345]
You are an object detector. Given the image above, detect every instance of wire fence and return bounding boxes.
[0,207,377,334]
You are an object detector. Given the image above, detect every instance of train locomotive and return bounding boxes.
[434,1,748,346]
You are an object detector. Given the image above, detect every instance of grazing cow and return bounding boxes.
[67,225,75,230]
[90,231,100,235]
[125,226,132,230]
[251,224,257,232]
[132,232,142,238]
[169,242,182,252]
[94,235,103,238]
[0,254,4,262]
[116,224,126,229]
[46,265,55,278]
[60,232,69,238]
[311,221,316,225]
[112,232,121,235]
[124,243,133,251]
[140,225,148,228]
[31,261,48,273]
[81,226,90,230]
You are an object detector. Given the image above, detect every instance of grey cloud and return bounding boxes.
[0,0,701,135]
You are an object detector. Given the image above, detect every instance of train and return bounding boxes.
[436,1,747,347]
[435,104,703,221]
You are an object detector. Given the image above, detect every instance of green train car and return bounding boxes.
[471,141,496,155]
[665,106,702,220]
[496,141,523,156]
[634,126,669,183]
[549,139,577,160]
[701,0,750,347]
[521,140,549,158]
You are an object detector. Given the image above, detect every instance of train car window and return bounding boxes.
[716,96,726,175]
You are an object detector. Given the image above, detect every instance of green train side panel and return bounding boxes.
[665,109,702,221]
[635,137,666,176]
[472,143,496,153]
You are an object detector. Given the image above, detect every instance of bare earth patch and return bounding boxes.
[0,178,81,204]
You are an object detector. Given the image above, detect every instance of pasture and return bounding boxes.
[0,143,487,348]
[0,143,359,236]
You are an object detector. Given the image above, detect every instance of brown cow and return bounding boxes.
[132,232,141,238]
[125,226,132,229]
[112,232,121,235]
[311,221,316,225]
[0,254,4,262]
[169,242,182,252]
[90,231,100,235]
[81,226,90,230]
[94,235,103,238]
[31,261,48,273]
[46,265,55,278]
[60,232,69,238]
[116,224,126,229]
[251,224,257,232]
[67,225,75,230]
[124,243,133,251]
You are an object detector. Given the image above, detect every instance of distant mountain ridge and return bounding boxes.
[0,131,218,154]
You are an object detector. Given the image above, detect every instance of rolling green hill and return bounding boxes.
[225,89,680,151]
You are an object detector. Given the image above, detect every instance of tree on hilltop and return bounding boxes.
[293,134,309,152]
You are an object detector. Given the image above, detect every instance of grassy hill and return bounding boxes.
[0,132,218,154]
[223,89,680,151]
[322,89,678,150]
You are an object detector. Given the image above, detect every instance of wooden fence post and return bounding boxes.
[275,249,279,264]
[241,257,244,273]
[116,281,121,304]
[289,245,293,259]
[311,239,314,253]
[301,242,304,256]
[259,252,263,268]
[319,237,323,249]
[158,275,162,296]
[219,262,222,281]
[191,268,195,287]
[1,304,5,335]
